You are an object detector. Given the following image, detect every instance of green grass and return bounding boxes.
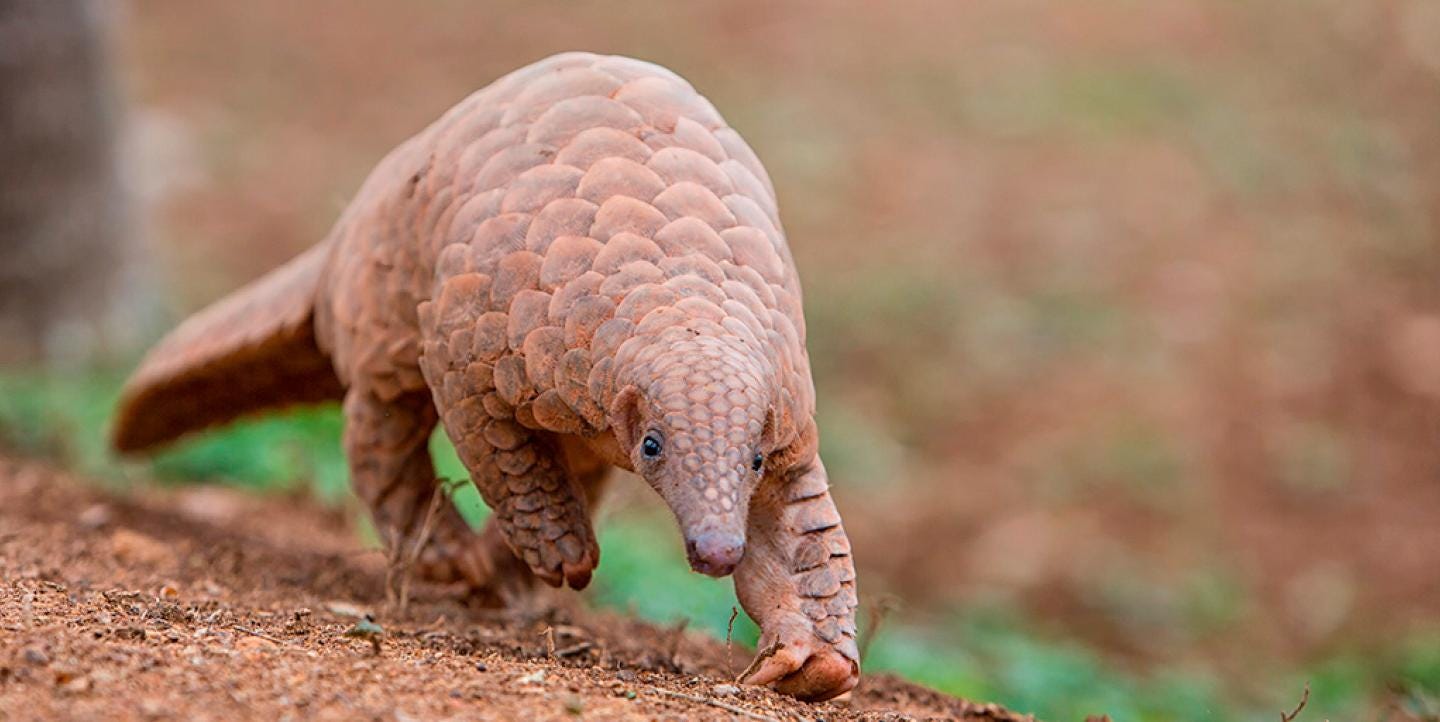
[3,367,1437,721]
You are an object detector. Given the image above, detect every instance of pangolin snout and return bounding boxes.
[684,530,745,577]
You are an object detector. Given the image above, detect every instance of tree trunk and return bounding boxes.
[0,0,133,364]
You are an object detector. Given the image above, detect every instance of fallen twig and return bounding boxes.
[1281,682,1310,722]
[653,688,777,722]
[735,640,782,684]
[233,626,285,645]
[725,606,739,675]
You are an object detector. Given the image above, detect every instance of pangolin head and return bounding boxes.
[609,333,776,577]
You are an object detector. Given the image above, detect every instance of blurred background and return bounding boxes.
[3,1,1440,719]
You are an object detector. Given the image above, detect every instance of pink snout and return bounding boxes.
[685,531,745,577]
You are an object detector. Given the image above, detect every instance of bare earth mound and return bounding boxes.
[0,457,1032,721]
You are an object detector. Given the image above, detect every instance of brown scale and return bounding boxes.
[110,53,854,701]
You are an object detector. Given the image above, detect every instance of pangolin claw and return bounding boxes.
[741,622,860,702]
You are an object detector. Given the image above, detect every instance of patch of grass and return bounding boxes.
[0,366,486,517]
[0,368,128,479]
[149,407,349,496]
[862,623,992,701]
[1398,632,1440,691]
[873,609,1238,722]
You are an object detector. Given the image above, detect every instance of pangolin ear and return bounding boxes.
[764,386,798,451]
[608,385,643,455]
[765,414,819,474]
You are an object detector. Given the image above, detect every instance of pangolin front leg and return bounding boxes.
[437,391,601,590]
[736,459,860,702]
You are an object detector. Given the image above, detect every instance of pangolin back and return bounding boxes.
[360,53,821,461]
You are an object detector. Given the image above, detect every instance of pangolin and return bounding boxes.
[111,52,858,700]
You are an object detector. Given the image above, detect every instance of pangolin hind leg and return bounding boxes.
[735,460,860,701]
[341,387,497,589]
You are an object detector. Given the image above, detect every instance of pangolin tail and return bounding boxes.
[110,242,345,454]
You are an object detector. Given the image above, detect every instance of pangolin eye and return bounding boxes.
[751,452,764,472]
[641,434,663,458]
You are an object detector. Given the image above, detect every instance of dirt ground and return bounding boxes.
[0,455,1033,722]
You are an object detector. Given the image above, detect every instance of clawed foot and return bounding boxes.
[504,522,599,590]
[423,522,597,597]
[394,493,599,599]
[741,613,860,702]
[495,486,601,590]
[404,508,538,606]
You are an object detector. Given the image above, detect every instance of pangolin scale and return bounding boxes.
[112,52,859,700]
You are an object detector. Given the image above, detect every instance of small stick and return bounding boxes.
[858,594,898,663]
[233,626,285,645]
[735,641,782,684]
[384,482,450,617]
[383,525,404,611]
[540,625,556,657]
[725,606,739,675]
[397,482,447,615]
[1280,682,1310,722]
[653,688,778,722]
